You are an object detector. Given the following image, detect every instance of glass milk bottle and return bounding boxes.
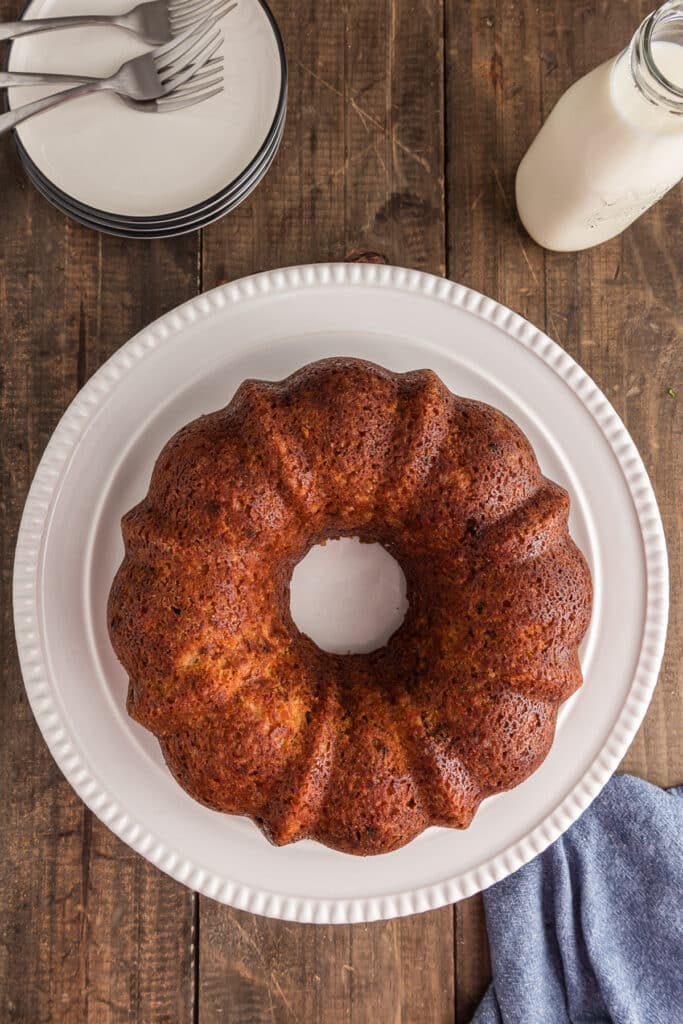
[516,0,683,251]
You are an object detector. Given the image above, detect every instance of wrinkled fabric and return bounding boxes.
[472,775,683,1024]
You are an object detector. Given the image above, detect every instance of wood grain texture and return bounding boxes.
[201,0,446,279]
[73,237,199,1024]
[0,155,87,1024]
[446,0,682,1015]
[535,0,682,790]
[0,56,200,1019]
[446,0,548,1011]
[199,910,455,1024]
[0,0,680,1021]
[198,2,453,1022]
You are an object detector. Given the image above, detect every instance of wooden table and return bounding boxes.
[1,1,680,1020]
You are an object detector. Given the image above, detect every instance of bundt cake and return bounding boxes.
[108,357,592,855]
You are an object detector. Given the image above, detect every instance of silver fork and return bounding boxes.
[0,0,235,45]
[0,66,223,108]
[0,16,225,133]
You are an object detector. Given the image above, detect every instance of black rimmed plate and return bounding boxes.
[23,109,285,238]
[6,0,286,237]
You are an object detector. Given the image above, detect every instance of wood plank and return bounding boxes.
[0,112,199,1022]
[77,235,200,1024]
[447,1,682,1018]
[200,910,455,1024]
[0,156,88,1023]
[446,0,544,317]
[538,0,683,789]
[198,1,452,1021]
[445,0,547,1015]
[201,0,446,280]
[1,0,678,1021]
[454,896,490,1024]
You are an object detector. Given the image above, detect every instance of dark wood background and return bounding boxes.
[1,1,681,1021]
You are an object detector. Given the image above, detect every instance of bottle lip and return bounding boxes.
[631,0,683,113]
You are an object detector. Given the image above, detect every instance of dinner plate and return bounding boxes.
[21,98,286,233]
[7,0,286,225]
[21,109,285,238]
[14,264,668,923]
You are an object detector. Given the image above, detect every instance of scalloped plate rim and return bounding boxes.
[13,262,669,923]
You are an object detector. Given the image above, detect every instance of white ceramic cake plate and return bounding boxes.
[13,264,668,923]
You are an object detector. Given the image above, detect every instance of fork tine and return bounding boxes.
[170,58,223,86]
[170,0,236,33]
[188,54,223,72]
[169,0,236,25]
[164,73,224,98]
[152,14,208,58]
[168,66,224,89]
[156,85,224,112]
[171,0,235,21]
[160,34,223,90]
[156,23,222,79]
[167,0,221,14]
[154,17,218,72]
[161,63,223,93]
[169,0,220,17]
[167,0,205,11]
[169,0,216,23]
[179,0,236,18]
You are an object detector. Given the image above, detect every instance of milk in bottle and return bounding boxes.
[516,1,683,251]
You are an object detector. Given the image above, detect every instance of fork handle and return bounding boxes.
[0,70,95,87]
[0,16,124,42]
[0,81,102,135]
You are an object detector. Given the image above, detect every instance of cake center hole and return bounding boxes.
[290,538,408,654]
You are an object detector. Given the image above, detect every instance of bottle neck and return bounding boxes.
[629,0,683,114]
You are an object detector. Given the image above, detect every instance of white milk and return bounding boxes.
[516,36,683,251]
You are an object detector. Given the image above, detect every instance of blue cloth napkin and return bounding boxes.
[472,774,683,1024]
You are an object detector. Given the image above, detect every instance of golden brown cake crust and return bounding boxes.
[108,357,592,855]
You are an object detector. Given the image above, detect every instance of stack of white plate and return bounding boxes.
[5,0,286,238]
